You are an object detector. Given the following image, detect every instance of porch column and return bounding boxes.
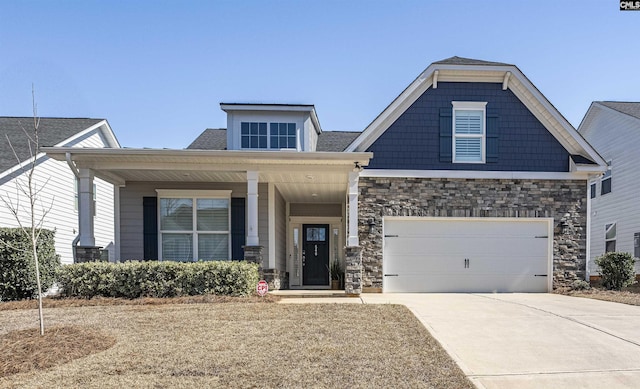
[78,168,95,246]
[347,171,360,246]
[246,171,259,246]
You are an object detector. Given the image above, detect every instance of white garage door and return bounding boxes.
[383,218,552,293]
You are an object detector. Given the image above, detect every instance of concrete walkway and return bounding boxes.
[280,293,640,388]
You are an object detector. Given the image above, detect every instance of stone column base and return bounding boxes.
[243,245,264,267]
[261,268,289,290]
[75,246,104,263]
[344,246,362,295]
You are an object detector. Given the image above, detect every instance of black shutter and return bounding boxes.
[439,107,452,162]
[143,197,158,260]
[486,114,499,163]
[231,198,246,261]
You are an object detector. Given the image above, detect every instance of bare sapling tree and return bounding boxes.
[0,86,53,335]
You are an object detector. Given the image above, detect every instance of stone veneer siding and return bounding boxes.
[358,177,587,290]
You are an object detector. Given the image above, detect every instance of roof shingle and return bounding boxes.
[0,117,103,173]
[598,101,640,120]
[433,56,513,67]
[187,128,362,152]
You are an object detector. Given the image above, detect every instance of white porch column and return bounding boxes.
[247,171,259,246]
[347,171,360,247]
[78,168,95,246]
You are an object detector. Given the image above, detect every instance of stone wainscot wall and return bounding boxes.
[358,177,587,290]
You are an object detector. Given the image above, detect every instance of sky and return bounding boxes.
[1,0,639,149]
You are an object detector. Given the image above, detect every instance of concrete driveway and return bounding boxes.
[361,293,640,389]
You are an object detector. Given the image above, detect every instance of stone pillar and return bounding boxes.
[344,246,362,295]
[244,245,264,267]
[78,169,95,246]
[75,246,103,263]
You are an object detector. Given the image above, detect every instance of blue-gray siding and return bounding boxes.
[366,82,569,171]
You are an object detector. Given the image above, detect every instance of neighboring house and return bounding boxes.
[43,57,605,294]
[578,102,640,277]
[0,117,120,264]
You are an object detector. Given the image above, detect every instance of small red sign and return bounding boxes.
[256,280,269,297]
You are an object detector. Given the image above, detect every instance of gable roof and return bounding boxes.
[187,128,227,150]
[345,56,606,171]
[433,56,512,67]
[0,117,108,172]
[597,102,640,120]
[187,128,362,152]
[316,131,361,152]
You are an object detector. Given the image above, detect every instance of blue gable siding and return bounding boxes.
[366,82,570,171]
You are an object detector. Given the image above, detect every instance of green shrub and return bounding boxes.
[0,228,61,301]
[57,260,260,298]
[595,252,637,291]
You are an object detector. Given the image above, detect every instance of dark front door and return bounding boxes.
[302,224,330,286]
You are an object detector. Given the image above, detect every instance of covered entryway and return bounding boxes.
[383,217,552,293]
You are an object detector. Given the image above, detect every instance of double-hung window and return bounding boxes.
[601,160,612,195]
[157,190,231,261]
[241,121,297,149]
[605,223,616,253]
[452,102,487,163]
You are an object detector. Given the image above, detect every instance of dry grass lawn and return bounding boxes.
[0,299,473,388]
[563,284,640,306]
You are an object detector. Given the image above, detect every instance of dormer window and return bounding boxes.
[241,121,297,149]
[241,122,268,149]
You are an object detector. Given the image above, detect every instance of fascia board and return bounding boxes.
[43,147,373,165]
[507,70,606,167]
[220,104,315,113]
[345,64,437,152]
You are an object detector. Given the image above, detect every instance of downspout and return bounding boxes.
[66,152,81,263]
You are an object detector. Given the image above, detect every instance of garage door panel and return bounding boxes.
[384,274,549,293]
[383,218,551,293]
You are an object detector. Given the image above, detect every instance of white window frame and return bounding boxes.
[156,189,232,261]
[240,121,298,150]
[452,101,487,164]
[601,160,612,195]
[605,222,616,253]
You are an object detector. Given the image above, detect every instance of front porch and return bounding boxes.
[44,148,371,293]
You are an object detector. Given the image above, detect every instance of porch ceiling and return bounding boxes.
[43,147,372,203]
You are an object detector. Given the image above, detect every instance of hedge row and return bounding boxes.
[57,260,260,298]
[0,228,60,301]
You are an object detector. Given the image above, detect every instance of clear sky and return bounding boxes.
[1,1,638,148]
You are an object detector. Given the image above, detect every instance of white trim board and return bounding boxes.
[360,169,595,180]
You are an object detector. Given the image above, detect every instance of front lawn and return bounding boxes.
[0,300,473,388]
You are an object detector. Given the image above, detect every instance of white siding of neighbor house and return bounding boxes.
[0,130,115,265]
[274,186,286,271]
[119,181,271,266]
[580,105,640,275]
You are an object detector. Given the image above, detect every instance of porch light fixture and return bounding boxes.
[368,218,376,233]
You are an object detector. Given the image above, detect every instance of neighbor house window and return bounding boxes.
[157,190,231,261]
[601,160,612,195]
[241,121,297,149]
[590,183,596,199]
[634,233,640,258]
[605,223,616,253]
[452,101,487,163]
